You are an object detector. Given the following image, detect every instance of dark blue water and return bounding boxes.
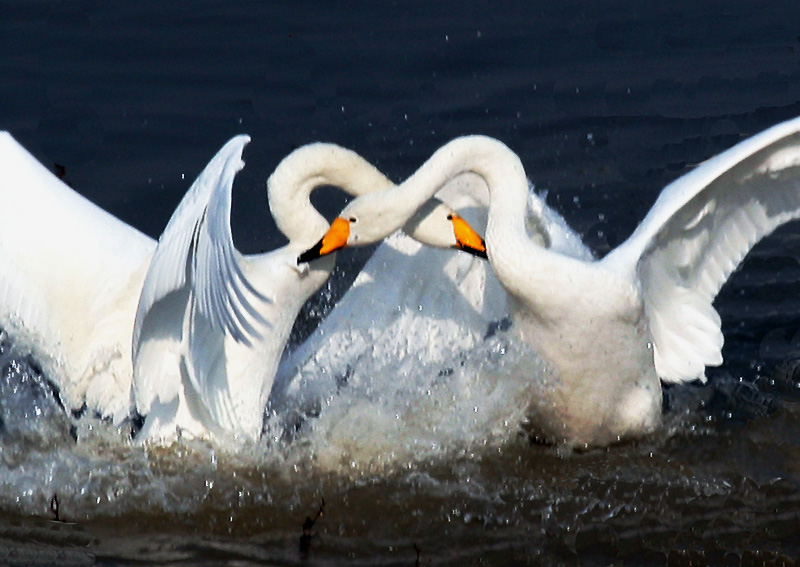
[4,1,800,565]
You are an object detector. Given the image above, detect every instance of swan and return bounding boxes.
[298,117,800,448]
[132,136,488,442]
[0,132,485,443]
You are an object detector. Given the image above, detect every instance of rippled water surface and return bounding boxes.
[4,1,800,565]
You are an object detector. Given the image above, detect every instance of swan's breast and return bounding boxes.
[511,269,660,447]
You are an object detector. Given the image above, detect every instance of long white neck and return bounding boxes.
[348,136,596,312]
[367,136,542,269]
[267,143,394,249]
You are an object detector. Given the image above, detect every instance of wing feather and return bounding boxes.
[0,131,154,421]
[604,116,800,383]
[133,135,276,436]
[133,135,265,356]
[184,249,325,438]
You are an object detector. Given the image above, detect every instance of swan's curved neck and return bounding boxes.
[356,136,586,307]
[267,143,394,247]
[380,135,532,254]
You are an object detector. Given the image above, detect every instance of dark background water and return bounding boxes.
[6,1,800,252]
[4,1,800,565]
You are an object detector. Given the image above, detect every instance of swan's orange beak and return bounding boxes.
[297,217,351,264]
[450,213,487,259]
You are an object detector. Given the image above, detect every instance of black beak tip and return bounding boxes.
[297,239,325,265]
[456,243,488,260]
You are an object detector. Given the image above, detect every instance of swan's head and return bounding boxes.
[297,198,487,264]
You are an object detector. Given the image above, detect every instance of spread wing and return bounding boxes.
[133,135,265,353]
[0,131,154,422]
[604,116,800,383]
[132,135,270,427]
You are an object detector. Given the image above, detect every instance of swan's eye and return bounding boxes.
[349,217,357,223]
[447,214,453,220]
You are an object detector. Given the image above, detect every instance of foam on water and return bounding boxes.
[0,295,781,521]
[0,301,548,517]
[3,313,800,565]
[285,330,547,473]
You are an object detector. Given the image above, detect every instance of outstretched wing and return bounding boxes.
[133,135,265,353]
[0,132,154,422]
[604,116,800,383]
[133,135,268,420]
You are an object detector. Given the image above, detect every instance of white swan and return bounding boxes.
[299,116,800,448]
[0,132,485,443]
[0,131,155,423]
[132,136,487,442]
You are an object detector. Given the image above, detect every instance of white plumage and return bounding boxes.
[307,116,800,448]
[275,173,591,417]
[0,133,481,445]
[131,137,483,442]
[0,132,154,423]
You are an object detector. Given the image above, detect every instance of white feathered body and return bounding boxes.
[482,178,660,447]
[499,116,800,447]
[132,137,473,443]
[0,132,155,422]
[131,136,340,442]
[184,249,332,439]
[339,119,800,449]
[502,261,662,447]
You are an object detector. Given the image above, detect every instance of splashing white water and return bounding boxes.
[281,329,547,473]
[0,303,551,520]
